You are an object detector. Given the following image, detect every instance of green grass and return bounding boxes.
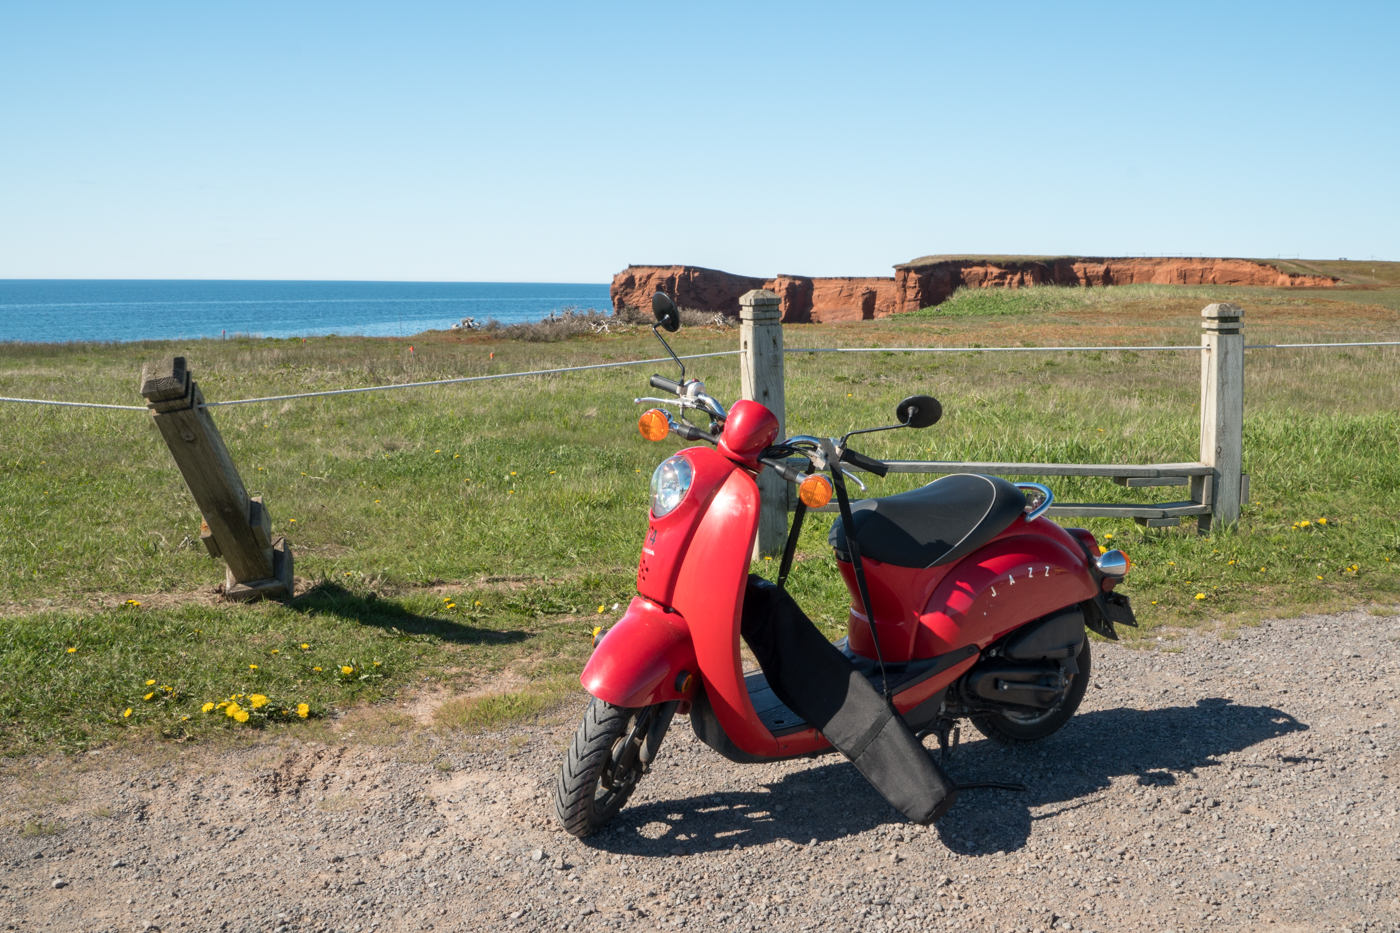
[899,282,1369,319]
[2,284,1399,753]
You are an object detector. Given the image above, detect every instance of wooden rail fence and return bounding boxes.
[736,291,1247,554]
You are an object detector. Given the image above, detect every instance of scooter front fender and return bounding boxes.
[581,596,698,709]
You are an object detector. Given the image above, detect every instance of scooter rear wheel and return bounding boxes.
[555,698,665,838]
[970,638,1092,745]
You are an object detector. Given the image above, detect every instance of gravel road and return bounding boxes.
[4,609,1398,933]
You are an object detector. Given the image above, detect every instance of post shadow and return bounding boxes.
[288,582,529,646]
[582,698,1307,858]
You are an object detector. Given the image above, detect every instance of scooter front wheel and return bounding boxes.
[555,698,670,838]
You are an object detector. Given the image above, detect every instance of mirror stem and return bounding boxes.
[840,418,909,447]
[651,324,686,382]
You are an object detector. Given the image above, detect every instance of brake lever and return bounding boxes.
[837,468,867,492]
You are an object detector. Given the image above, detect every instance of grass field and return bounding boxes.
[3,281,1399,754]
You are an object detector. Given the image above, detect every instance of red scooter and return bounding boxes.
[555,294,1138,838]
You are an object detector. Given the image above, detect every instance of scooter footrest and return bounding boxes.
[744,671,809,736]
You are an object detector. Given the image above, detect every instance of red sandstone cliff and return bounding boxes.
[610,266,899,323]
[611,257,1340,321]
[896,256,1341,311]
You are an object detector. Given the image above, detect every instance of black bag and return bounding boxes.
[740,576,957,824]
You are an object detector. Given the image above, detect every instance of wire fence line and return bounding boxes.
[0,351,741,413]
[2,340,1398,413]
[786,344,1201,354]
[202,350,741,408]
[0,396,149,411]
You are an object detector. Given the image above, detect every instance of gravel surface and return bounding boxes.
[4,609,1398,933]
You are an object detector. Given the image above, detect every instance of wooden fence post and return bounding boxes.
[1197,303,1245,533]
[139,357,293,600]
[739,289,788,557]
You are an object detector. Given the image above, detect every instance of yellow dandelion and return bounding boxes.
[300,643,310,650]
[1299,520,1311,527]
[66,647,77,653]
[181,715,190,722]
[217,701,229,709]
[313,666,323,672]
[372,661,380,666]
[143,692,155,701]
[1317,575,1324,580]
[341,666,354,675]
[270,649,279,654]
[146,679,156,686]
[201,702,215,713]
[288,518,297,523]
[1318,518,1328,525]
[249,695,269,709]
[297,703,310,719]
[233,710,250,723]
[597,605,605,613]
[1195,593,1206,600]
[1151,600,1159,605]
[474,600,481,607]
[446,603,456,609]
[1104,534,1113,540]
[435,449,441,453]
[122,708,132,718]
[249,664,258,670]
[225,702,242,718]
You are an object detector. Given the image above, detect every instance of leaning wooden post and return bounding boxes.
[739,289,789,557]
[1197,303,1245,533]
[139,357,293,600]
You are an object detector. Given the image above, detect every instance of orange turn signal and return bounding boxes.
[798,474,833,508]
[638,408,670,442]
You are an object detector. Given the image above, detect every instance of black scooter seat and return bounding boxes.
[829,473,1027,569]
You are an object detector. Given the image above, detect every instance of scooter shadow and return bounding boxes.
[289,583,529,646]
[583,698,1306,858]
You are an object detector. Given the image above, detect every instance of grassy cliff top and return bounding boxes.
[896,254,1400,285]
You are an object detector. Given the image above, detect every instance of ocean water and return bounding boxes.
[0,280,614,344]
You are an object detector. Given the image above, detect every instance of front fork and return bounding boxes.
[602,700,679,789]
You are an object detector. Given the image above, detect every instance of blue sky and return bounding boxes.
[1,1,1395,281]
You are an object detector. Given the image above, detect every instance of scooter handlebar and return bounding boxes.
[649,374,684,396]
[759,457,804,484]
[840,447,890,477]
[672,421,714,443]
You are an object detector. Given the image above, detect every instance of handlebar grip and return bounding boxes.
[649,374,683,396]
[840,447,890,477]
[672,422,712,443]
[759,458,803,484]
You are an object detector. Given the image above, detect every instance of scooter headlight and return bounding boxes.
[650,454,694,518]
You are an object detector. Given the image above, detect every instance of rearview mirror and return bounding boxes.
[651,292,680,333]
[896,395,942,428]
